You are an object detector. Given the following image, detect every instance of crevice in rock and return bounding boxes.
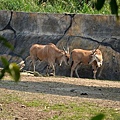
[55,13,76,42]
[69,35,120,53]
[63,13,75,35]
[0,11,19,56]
[54,13,119,53]
[0,11,16,37]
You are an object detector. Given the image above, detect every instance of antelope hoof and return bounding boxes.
[49,73,55,76]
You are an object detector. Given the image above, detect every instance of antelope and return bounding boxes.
[69,48,103,79]
[29,43,70,76]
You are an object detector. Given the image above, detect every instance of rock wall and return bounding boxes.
[0,10,120,80]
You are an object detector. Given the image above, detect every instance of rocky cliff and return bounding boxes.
[0,10,120,80]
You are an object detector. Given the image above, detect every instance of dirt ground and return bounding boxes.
[0,73,120,120]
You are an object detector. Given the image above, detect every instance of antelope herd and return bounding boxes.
[28,42,103,79]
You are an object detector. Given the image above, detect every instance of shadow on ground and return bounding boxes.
[0,76,120,102]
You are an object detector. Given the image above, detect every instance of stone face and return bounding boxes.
[0,10,120,80]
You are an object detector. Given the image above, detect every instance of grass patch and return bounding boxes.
[0,93,23,104]
[24,100,49,108]
[48,102,120,120]
[0,0,120,15]
[0,92,120,119]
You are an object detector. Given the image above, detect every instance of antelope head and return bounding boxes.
[89,49,103,67]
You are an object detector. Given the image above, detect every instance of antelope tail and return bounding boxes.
[25,56,31,61]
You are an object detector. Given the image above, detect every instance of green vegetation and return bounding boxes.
[0,92,120,120]
[0,36,20,82]
[0,0,119,15]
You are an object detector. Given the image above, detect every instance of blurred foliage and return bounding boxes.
[0,36,20,82]
[0,0,119,16]
[91,113,105,120]
[95,0,119,18]
[0,36,14,50]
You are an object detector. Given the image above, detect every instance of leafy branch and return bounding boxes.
[95,0,119,19]
[0,36,20,82]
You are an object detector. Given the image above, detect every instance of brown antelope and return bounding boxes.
[69,48,103,79]
[29,43,70,76]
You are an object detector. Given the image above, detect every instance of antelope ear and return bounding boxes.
[92,49,97,55]
[63,47,68,54]
[67,46,69,54]
[89,55,96,65]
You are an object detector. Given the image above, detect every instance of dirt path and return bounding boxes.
[1,74,120,108]
[0,74,120,119]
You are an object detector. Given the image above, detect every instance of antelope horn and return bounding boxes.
[67,46,69,53]
[61,41,65,51]
[62,41,68,53]
[63,46,67,52]
[92,38,107,54]
[66,36,70,53]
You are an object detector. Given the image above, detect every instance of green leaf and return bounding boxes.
[91,113,105,120]
[0,57,9,67]
[0,36,14,50]
[9,63,20,82]
[110,0,118,18]
[0,57,9,80]
[95,0,105,10]
[0,68,6,80]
